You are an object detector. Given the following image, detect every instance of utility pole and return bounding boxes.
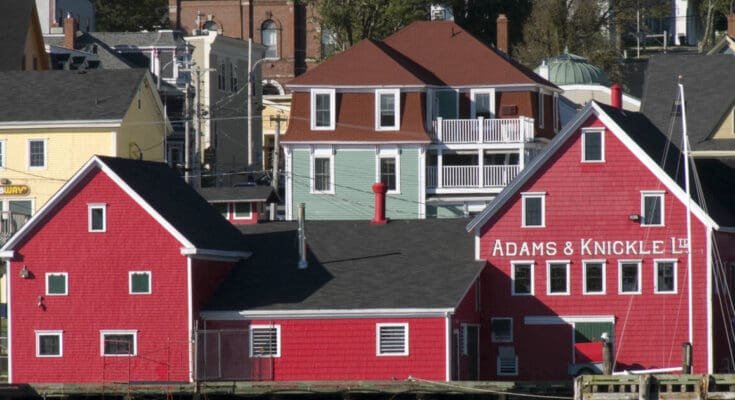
[247,38,254,168]
[193,66,202,187]
[184,77,191,183]
[269,114,283,220]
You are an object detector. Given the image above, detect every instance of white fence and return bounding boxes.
[426,165,520,188]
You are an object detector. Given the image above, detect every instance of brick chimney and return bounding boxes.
[63,14,77,50]
[371,182,388,224]
[496,14,509,54]
[610,83,622,109]
[728,14,735,38]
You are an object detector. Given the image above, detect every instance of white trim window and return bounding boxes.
[376,323,408,356]
[375,148,401,194]
[310,148,334,194]
[0,139,5,169]
[36,330,63,357]
[583,260,606,295]
[470,88,495,118]
[538,92,545,129]
[101,330,137,356]
[375,89,400,130]
[553,92,560,133]
[511,261,534,295]
[619,260,642,294]
[28,138,47,169]
[129,271,152,294]
[547,261,570,295]
[491,317,513,342]
[218,61,226,91]
[521,192,545,227]
[582,129,604,162]
[654,259,677,294]
[250,325,281,357]
[261,19,279,59]
[88,203,107,232]
[311,89,336,130]
[641,191,665,226]
[233,202,253,219]
[46,272,68,295]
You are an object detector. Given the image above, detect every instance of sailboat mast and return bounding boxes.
[678,82,694,347]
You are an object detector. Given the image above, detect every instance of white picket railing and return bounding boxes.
[431,117,534,144]
[484,165,521,187]
[426,165,521,188]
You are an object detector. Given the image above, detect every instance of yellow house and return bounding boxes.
[0,68,170,239]
[0,0,49,71]
[261,95,290,171]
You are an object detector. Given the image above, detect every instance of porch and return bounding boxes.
[426,151,522,191]
[430,117,535,144]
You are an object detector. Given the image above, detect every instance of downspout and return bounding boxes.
[445,312,452,381]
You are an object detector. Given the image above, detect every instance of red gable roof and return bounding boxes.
[383,21,557,88]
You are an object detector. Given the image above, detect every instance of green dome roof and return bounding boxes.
[535,52,610,86]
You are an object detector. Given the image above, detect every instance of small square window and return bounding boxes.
[36,331,62,357]
[491,318,513,342]
[129,271,151,294]
[583,261,606,294]
[250,325,280,357]
[547,261,569,295]
[46,272,68,295]
[511,262,533,295]
[582,130,604,162]
[233,202,252,219]
[522,193,545,227]
[101,331,137,356]
[642,192,664,226]
[377,323,408,356]
[88,204,106,232]
[654,260,677,294]
[619,261,641,294]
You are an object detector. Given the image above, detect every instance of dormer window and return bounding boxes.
[311,89,335,130]
[88,204,107,232]
[375,89,400,130]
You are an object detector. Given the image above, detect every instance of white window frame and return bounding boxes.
[100,330,137,356]
[249,324,281,358]
[618,260,642,295]
[310,148,335,194]
[581,128,605,162]
[88,203,107,232]
[641,191,665,227]
[232,202,253,220]
[310,89,336,130]
[538,91,545,129]
[27,138,47,170]
[511,261,534,296]
[0,139,6,169]
[491,317,513,342]
[129,271,152,295]
[376,323,409,356]
[375,89,400,131]
[470,88,495,119]
[654,259,678,294]
[375,148,401,194]
[521,192,546,228]
[45,272,68,296]
[546,260,570,295]
[583,260,607,295]
[36,330,63,357]
[553,92,559,133]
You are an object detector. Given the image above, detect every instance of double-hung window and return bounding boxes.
[471,89,494,118]
[28,139,46,169]
[582,129,604,162]
[313,157,332,193]
[88,204,106,232]
[521,192,545,227]
[641,191,664,226]
[375,89,400,130]
[511,261,533,295]
[101,330,137,356]
[619,261,641,294]
[36,331,62,357]
[583,260,606,294]
[376,323,408,356]
[654,260,677,293]
[129,271,151,294]
[547,261,569,295]
[0,140,5,168]
[311,89,335,130]
[218,61,226,91]
[250,325,280,357]
[46,272,68,295]
[491,318,513,342]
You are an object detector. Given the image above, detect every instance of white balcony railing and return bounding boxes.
[426,165,521,189]
[430,117,534,144]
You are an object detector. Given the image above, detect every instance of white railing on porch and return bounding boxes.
[426,165,521,189]
[430,117,534,144]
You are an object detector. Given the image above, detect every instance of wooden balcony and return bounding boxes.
[430,117,535,144]
[426,165,521,189]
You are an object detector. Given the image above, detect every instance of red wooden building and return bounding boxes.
[197,186,279,225]
[466,98,735,380]
[0,156,250,383]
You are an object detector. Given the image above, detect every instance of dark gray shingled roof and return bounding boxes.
[0,0,35,71]
[97,156,248,253]
[83,31,182,48]
[204,219,484,311]
[641,55,735,152]
[0,69,147,122]
[197,186,279,203]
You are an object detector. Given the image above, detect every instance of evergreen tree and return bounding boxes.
[96,0,169,32]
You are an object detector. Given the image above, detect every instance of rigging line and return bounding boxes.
[613,289,636,373]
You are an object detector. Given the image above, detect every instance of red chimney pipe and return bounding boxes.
[728,14,735,38]
[371,182,388,224]
[496,14,509,54]
[63,14,77,50]
[610,83,622,110]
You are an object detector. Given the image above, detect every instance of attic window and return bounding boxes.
[88,204,107,232]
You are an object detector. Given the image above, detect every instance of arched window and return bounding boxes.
[261,20,279,59]
[263,84,280,96]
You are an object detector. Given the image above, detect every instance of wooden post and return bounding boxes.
[682,342,692,374]
[603,340,613,375]
[638,374,650,400]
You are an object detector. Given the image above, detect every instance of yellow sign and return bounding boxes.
[0,185,29,195]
